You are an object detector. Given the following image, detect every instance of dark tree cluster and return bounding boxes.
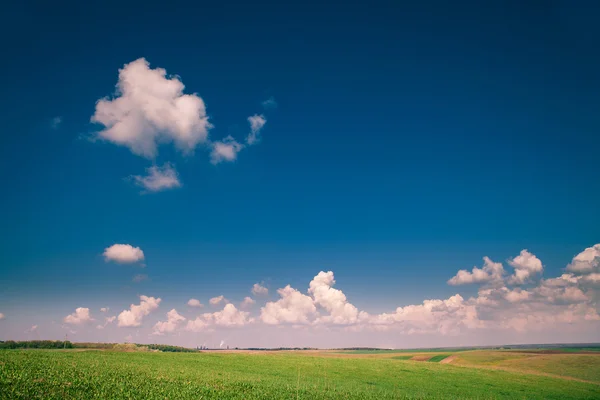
[145,344,198,352]
[0,340,73,349]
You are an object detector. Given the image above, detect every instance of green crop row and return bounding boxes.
[1,350,599,399]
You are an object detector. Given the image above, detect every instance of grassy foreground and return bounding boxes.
[1,350,599,399]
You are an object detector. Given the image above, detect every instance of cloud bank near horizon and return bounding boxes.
[3,244,598,347]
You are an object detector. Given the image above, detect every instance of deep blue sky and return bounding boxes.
[0,0,599,345]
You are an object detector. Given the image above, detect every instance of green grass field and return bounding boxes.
[390,355,413,360]
[1,349,599,399]
[454,351,600,384]
[337,348,474,354]
[426,354,450,362]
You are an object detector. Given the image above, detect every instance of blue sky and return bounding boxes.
[0,0,599,348]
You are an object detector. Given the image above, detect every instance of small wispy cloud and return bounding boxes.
[209,295,228,306]
[261,96,277,110]
[25,325,38,334]
[131,163,182,193]
[210,136,244,164]
[51,116,62,129]
[132,274,149,283]
[246,115,266,145]
[97,316,116,330]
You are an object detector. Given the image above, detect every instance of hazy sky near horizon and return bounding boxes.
[1,0,599,348]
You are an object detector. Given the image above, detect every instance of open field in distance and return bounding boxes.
[1,347,600,399]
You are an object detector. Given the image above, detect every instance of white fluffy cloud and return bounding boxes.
[62,243,600,341]
[117,295,161,327]
[260,285,316,325]
[440,246,598,332]
[209,295,227,306]
[567,244,600,274]
[246,114,266,145]
[100,307,109,313]
[63,307,93,325]
[366,294,480,335]
[185,318,210,332]
[153,309,186,335]
[210,304,252,326]
[241,297,256,308]
[186,304,252,332]
[251,283,268,296]
[0,313,4,320]
[309,271,362,324]
[448,257,504,285]
[543,273,580,287]
[187,299,203,307]
[536,280,588,305]
[262,270,474,330]
[508,250,543,284]
[582,273,600,286]
[131,163,181,192]
[91,58,211,158]
[103,244,145,264]
[210,136,244,164]
[255,244,600,335]
[504,288,531,303]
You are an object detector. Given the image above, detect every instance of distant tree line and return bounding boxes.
[70,342,117,349]
[145,344,198,353]
[0,340,73,349]
[0,341,198,352]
